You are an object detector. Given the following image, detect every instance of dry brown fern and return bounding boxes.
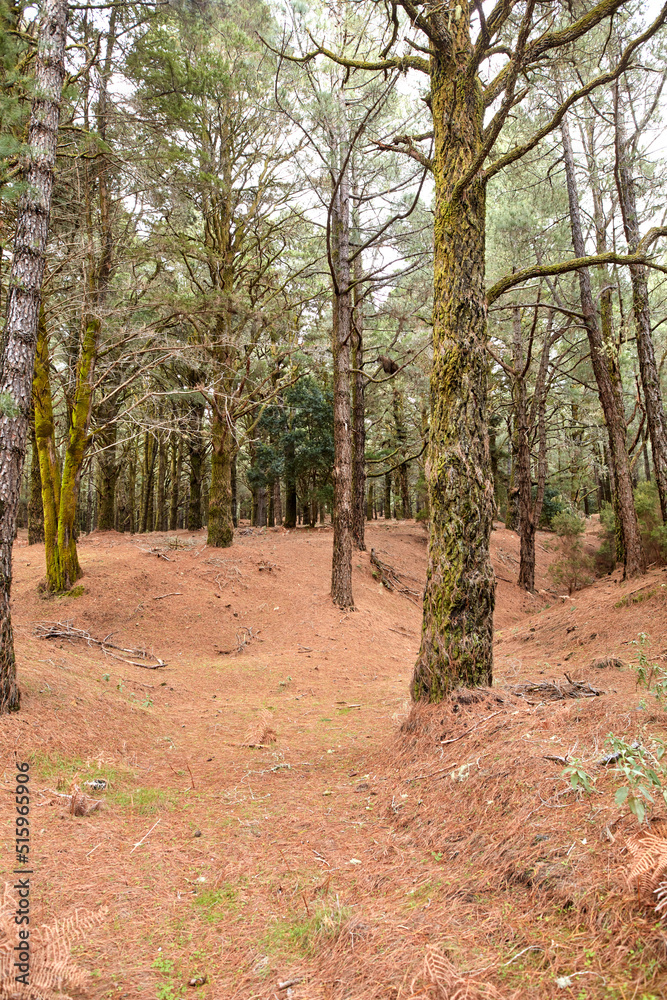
[0,883,107,998]
[423,947,505,999]
[241,709,277,747]
[626,831,667,901]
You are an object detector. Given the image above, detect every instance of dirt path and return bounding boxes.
[1,522,666,999]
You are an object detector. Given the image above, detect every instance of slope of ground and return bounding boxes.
[0,521,665,1000]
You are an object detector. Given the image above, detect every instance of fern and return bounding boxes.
[0,883,107,998]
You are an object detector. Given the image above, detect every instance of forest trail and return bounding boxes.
[2,522,667,999]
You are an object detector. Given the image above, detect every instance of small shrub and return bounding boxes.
[538,487,567,528]
[549,510,594,594]
[595,502,617,574]
[606,733,667,825]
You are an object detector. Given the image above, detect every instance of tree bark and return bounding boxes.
[351,236,366,550]
[561,115,644,578]
[0,0,68,709]
[208,407,235,546]
[615,99,667,522]
[330,131,354,608]
[412,35,495,701]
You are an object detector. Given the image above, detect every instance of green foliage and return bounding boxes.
[562,761,596,795]
[607,734,667,825]
[250,376,334,514]
[634,481,667,565]
[0,391,19,417]
[548,510,594,594]
[633,633,667,703]
[537,487,567,528]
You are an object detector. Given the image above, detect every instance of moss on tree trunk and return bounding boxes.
[412,44,495,701]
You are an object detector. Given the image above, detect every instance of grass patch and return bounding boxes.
[112,787,177,814]
[192,884,242,922]
[30,751,131,789]
[261,901,350,957]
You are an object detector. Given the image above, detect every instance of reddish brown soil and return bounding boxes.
[1,520,666,999]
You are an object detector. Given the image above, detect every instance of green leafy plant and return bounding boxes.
[562,760,596,795]
[607,734,667,824]
[633,633,667,703]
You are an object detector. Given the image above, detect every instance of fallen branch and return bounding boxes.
[153,592,182,600]
[33,620,166,668]
[510,673,603,703]
[370,549,422,606]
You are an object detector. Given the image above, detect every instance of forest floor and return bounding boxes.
[2,519,667,1000]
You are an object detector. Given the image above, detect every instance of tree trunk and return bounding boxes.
[169,434,179,531]
[561,116,644,578]
[412,41,495,701]
[140,433,157,534]
[33,311,65,591]
[351,241,366,551]
[615,100,667,522]
[207,409,235,547]
[330,135,354,608]
[127,443,136,533]
[96,417,118,531]
[28,421,44,544]
[366,482,374,521]
[0,0,68,711]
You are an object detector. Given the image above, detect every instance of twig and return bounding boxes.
[440,711,504,745]
[153,592,182,600]
[130,818,161,854]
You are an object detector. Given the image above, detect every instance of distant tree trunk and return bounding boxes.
[351,239,366,551]
[28,422,44,544]
[505,418,517,530]
[273,479,281,526]
[169,434,179,531]
[231,456,238,527]
[515,308,551,592]
[330,141,354,608]
[128,443,136,533]
[283,430,297,528]
[366,483,373,521]
[0,0,68,711]
[95,381,120,531]
[384,471,391,520]
[562,116,644,579]
[187,404,204,531]
[615,99,667,522]
[156,437,167,531]
[268,478,275,527]
[141,433,157,533]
